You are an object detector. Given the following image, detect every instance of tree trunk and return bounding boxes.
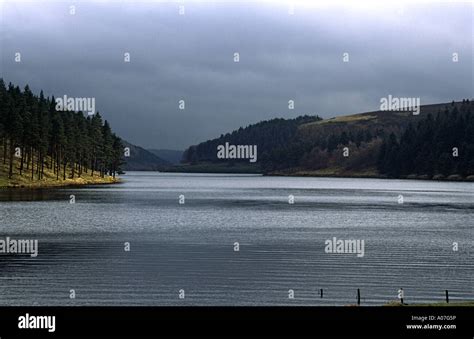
[8,141,14,179]
[41,154,45,179]
[19,146,24,176]
[31,147,34,181]
[3,138,7,165]
[56,151,60,180]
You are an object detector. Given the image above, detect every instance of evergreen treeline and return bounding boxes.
[378,101,474,177]
[182,115,321,168]
[183,100,474,179]
[182,114,381,172]
[0,79,124,181]
[258,126,374,172]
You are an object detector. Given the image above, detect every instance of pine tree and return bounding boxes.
[0,79,124,182]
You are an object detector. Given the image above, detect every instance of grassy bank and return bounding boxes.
[269,167,474,182]
[0,155,119,189]
[270,166,379,178]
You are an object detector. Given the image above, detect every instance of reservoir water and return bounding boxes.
[0,172,472,305]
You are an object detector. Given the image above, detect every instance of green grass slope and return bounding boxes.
[0,148,119,189]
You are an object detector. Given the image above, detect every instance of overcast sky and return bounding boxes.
[1,1,472,150]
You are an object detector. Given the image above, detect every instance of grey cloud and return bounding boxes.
[1,1,472,149]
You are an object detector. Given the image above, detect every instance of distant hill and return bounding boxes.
[122,141,169,171]
[148,149,183,165]
[181,100,474,180]
[181,115,320,172]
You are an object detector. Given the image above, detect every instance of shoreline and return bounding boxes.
[4,169,474,188]
[267,172,474,182]
[159,168,474,182]
[0,176,121,190]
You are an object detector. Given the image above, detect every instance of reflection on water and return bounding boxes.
[0,172,472,305]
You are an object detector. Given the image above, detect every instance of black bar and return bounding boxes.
[0,306,472,338]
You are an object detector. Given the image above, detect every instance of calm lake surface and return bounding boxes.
[0,172,472,306]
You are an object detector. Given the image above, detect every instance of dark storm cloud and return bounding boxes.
[1,1,472,149]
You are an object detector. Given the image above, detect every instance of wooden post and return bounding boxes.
[445,290,449,303]
[320,289,323,298]
[357,288,361,305]
[399,288,404,305]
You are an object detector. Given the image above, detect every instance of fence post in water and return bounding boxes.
[445,290,449,303]
[320,289,323,298]
[398,288,404,305]
[357,288,360,305]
